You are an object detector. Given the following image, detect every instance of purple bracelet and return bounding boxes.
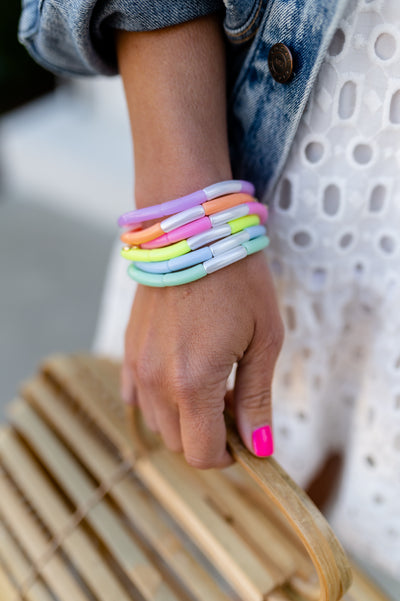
[117,180,255,227]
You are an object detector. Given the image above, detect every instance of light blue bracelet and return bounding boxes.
[134,225,266,274]
[127,235,269,287]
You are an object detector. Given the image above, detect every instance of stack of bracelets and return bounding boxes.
[118,180,269,287]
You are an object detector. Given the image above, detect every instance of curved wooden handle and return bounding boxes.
[225,416,352,601]
[128,406,352,601]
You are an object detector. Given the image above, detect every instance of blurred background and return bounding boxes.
[0,0,132,414]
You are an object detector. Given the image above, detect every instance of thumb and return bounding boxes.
[233,329,282,457]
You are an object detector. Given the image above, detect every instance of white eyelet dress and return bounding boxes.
[267,0,400,578]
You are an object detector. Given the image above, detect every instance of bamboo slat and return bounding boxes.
[198,467,310,578]
[23,375,232,601]
[0,353,393,601]
[227,462,313,559]
[35,358,294,600]
[7,399,180,601]
[226,416,352,601]
[40,355,314,600]
[0,471,89,601]
[136,448,286,601]
[22,375,121,482]
[0,521,54,601]
[0,563,19,601]
[0,429,132,601]
[41,354,132,458]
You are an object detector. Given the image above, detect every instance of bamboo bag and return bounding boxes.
[0,354,392,601]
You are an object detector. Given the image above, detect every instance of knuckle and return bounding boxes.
[130,354,158,388]
[241,390,272,413]
[185,453,215,470]
[168,362,205,401]
[172,379,198,402]
[180,398,222,423]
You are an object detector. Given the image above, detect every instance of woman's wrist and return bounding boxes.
[116,15,231,210]
[134,164,232,211]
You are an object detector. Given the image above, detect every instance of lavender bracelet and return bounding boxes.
[118,180,255,227]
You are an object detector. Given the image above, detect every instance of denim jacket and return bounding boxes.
[19,0,349,198]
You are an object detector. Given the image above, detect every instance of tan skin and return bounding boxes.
[117,15,284,469]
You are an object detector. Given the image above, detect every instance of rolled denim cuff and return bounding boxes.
[19,0,224,77]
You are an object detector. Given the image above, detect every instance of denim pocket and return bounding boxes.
[227,0,348,198]
[224,0,267,44]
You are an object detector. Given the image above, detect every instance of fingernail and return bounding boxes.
[252,425,274,457]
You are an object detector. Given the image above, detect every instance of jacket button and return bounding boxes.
[268,43,294,83]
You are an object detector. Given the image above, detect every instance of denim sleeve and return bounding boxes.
[19,0,225,77]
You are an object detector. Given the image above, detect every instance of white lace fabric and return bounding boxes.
[266,0,400,577]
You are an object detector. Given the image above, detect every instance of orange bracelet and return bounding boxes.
[120,192,256,245]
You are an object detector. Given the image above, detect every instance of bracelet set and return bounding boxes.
[118,180,269,287]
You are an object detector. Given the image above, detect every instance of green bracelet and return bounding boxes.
[127,235,269,287]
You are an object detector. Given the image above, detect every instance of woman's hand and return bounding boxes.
[122,251,284,468]
[117,15,283,466]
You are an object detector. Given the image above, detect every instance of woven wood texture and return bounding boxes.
[0,354,392,601]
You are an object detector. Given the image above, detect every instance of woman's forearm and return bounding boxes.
[116,14,232,208]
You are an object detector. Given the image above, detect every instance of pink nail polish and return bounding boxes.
[252,425,274,457]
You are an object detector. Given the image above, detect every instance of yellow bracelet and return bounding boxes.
[121,214,260,262]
